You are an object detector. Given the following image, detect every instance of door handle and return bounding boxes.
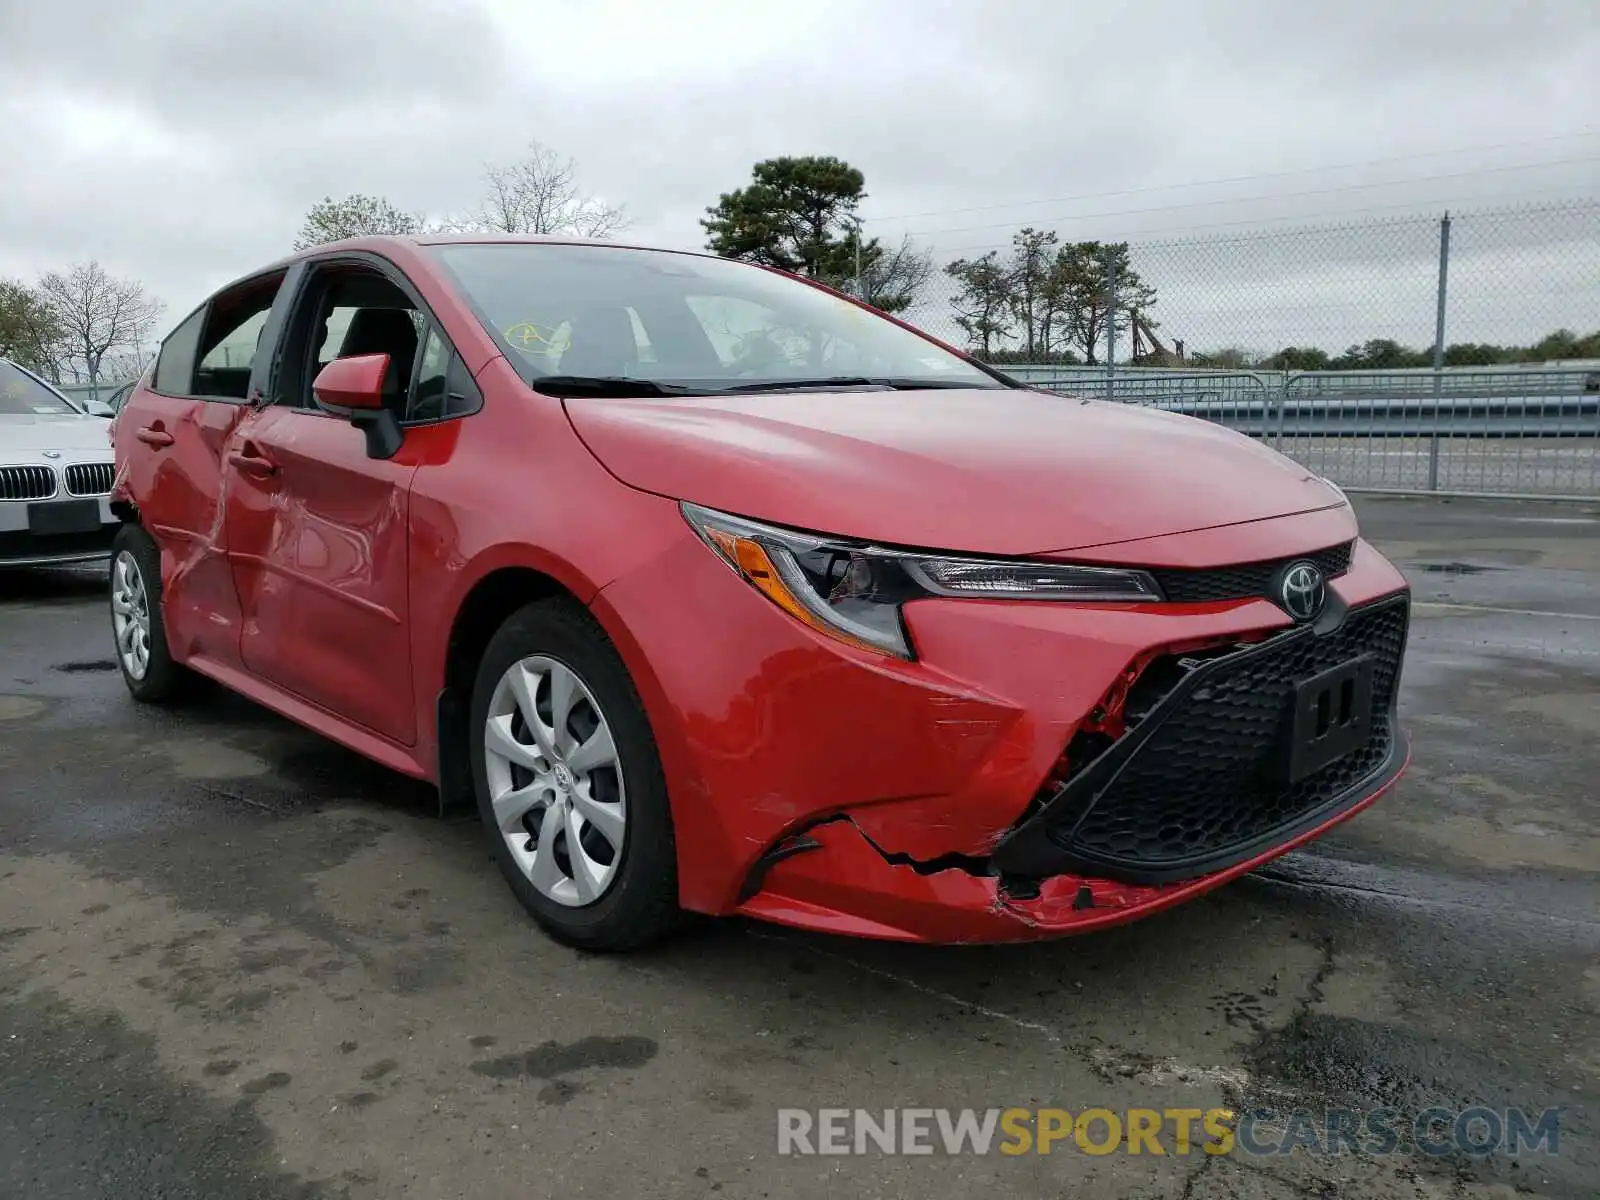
[136,426,174,448]
[227,446,279,477]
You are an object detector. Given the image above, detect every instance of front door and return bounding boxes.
[224,406,418,741]
[221,261,424,744]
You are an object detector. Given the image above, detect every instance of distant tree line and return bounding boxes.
[297,151,939,316]
[943,228,1157,365]
[292,139,629,251]
[0,263,164,390]
[1188,329,1600,372]
[292,147,1600,374]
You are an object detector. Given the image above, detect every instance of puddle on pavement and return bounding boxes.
[1413,561,1501,575]
[0,983,314,1199]
[52,659,119,674]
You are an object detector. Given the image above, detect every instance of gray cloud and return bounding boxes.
[1,0,1595,347]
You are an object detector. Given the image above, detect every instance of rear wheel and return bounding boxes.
[109,524,188,703]
[469,598,679,951]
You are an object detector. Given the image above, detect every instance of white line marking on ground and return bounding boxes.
[745,929,1063,1043]
[1255,873,1600,933]
[1413,601,1600,621]
[742,940,1267,1100]
[746,929,1262,1093]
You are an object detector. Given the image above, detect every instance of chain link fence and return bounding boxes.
[49,352,154,409]
[900,199,1600,498]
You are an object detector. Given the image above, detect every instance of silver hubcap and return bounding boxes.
[484,655,626,908]
[110,551,152,681]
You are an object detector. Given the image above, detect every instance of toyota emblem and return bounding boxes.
[1277,561,1327,622]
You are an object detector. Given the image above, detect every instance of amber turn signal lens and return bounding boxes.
[705,526,889,655]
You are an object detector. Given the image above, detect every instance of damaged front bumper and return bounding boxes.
[597,514,1414,943]
[733,743,1409,943]
[727,586,1413,943]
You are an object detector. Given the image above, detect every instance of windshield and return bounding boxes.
[429,243,1005,394]
[0,360,80,416]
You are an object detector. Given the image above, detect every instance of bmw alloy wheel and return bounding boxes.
[482,655,627,907]
[111,550,152,681]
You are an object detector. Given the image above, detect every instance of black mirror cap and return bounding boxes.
[349,407,403,459]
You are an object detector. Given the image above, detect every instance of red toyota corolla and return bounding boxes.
[109,236,1410,949]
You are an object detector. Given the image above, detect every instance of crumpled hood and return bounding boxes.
[0,413,112,456]
[563,387,1346,556]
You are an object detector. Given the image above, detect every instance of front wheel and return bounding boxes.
[468,598,680,951]
[109,524,189,703]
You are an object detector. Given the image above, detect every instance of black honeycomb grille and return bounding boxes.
[1151,542,1354,604]
[1046,596,1407,878]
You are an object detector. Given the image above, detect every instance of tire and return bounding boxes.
[109,524,190,703]
[468,597,680,951]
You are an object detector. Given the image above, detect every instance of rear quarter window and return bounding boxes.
[154,307,205,396]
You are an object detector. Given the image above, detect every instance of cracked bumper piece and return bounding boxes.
[734,748,1409,942]
[596,519,1413,943]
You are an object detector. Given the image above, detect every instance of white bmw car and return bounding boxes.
[0,358,121,568]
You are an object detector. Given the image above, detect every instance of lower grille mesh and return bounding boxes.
[1047,597,1407,875]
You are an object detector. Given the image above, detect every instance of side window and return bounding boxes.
[197,309,270,380]
[153,307,205,396]
[406,328,450,422]
[191,272,288,400]
[441,353,483,419]
[277,263,480,424]
[282,268,420,412]
[312,306,426,373]
[404,323,482,424]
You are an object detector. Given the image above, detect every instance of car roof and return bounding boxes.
[197,236,756,329]
[276,233,715,266]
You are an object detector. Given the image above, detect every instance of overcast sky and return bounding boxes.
[2,0,1596,352]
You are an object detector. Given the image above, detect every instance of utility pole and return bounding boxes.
[1428,211,1451,491]
[1105,262,1118,400]
[852,215,864,300]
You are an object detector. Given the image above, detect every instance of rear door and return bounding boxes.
[221,255,463,744]
[115,269,293,667]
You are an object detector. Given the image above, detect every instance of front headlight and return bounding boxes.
[682,503,1161,660]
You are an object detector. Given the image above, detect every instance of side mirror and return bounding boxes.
[313,353,389,411]
[312,354,402,459]
[84,399,115,418]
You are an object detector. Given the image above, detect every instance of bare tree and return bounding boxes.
[456,141,628,237]
[35,263,164,396]
[857,234,936,314]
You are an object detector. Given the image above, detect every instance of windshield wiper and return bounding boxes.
[530,375,703,398]
[709,376,986,394]
[531,374,995,399]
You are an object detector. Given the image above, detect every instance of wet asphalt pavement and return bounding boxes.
[1,493,1596,1200]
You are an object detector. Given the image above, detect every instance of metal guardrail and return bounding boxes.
[41,362,1600,497]
[56,379,138,406]
[1024,366,1600,497]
